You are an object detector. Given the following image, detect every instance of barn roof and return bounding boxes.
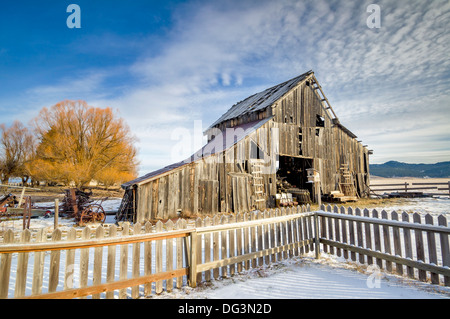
[207,70,313,130]
[122,116,272,189]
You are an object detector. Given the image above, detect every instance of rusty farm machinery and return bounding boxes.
[61,188,107,226]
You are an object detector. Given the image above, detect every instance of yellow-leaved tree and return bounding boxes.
[32,100,139,188]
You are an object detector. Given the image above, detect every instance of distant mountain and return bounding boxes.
[370,161,450,178]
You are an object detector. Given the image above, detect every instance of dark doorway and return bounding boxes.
[277,156,313,203]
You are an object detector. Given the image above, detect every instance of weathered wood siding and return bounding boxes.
[271,82,370,196]
[135,121,277,222]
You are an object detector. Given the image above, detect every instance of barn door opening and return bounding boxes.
[277,156,313,204]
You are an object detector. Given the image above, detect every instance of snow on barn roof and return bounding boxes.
[122,116,272,188]
[207,70,313,130]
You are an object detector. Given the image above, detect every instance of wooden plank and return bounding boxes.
[250,212,258,267]
[307,213,314,252]
[402,212,414,279]
[203,217,212,281]
[131,223,141,298]
[93,226,105,299]
[413,213,426,282]
[333,206,341,257]
[286,208,294,258]
[166,220,174,292]
[0,230,14,298]
[355,208,365,264]
[372,210,382,269]
[438,215,450,286]
[14,229,31,298]
[235,214,243,273]
[371,183,410,187]
[297,209,305,256]
[363,209,373,265]
[229,214,236,275]
[189,231,198,288]
[151,180,159,220]
[339,206,348,259]
[119,223,129,299]
[155,221,163,294]
[31,229,46,296]
[212,215,220,278]
[220,215,228,277]
[195,218,203,283]
[64,228,77,292]
[327,206,334,255]
[157,177,167,219]
[106,225,117,299]
[48,229,62,293]
[243,213,250,270]
[425,214,439,284]
[265,211,273,262]
[269,210,277,261]
[25,268,188,300]
[381,210,392,272]
[257,211,264,265]
[347,207,356,262]
[176,219,187,287]
[391,211,403,275]
[281,208,289,260]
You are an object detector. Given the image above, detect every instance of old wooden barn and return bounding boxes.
[117,70,371,223]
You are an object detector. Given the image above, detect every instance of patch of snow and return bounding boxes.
[148,253,450,300]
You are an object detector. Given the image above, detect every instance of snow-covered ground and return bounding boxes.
[150,253,450,299]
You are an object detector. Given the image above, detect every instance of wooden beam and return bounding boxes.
[21,268,189,299]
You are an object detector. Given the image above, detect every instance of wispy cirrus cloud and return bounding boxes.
[2,0,449,173]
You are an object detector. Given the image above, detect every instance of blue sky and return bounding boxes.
[1,0,449,175]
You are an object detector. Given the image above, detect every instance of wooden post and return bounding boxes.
[314,213,320,259]
[18,187,26,207]
[54,198,59,230]
[316,182,322,207]
[438,215,450,286]
[189,230,198,288]
[0,230,14,298]
[23,197,31,230]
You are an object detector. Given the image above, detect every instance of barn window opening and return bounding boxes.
[250,141,263,159]
[316,114,325,127]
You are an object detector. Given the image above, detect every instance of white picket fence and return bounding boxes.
[0,204,449,299]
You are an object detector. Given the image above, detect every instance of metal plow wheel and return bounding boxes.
[79,204,106,226]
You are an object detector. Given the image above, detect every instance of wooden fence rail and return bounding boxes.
[0,204,449,299]
[371,181,450,196]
